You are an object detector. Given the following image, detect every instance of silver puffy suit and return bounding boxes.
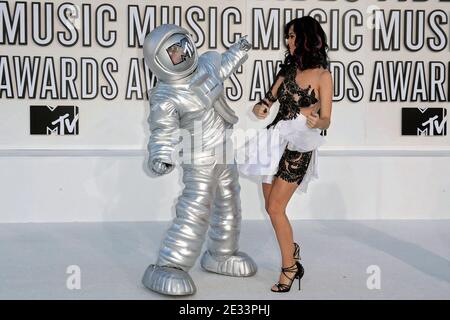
[141,24,257,296]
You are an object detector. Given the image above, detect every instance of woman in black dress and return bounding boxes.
[252,16,333,292]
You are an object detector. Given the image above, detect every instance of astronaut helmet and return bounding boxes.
[143,24,198,83]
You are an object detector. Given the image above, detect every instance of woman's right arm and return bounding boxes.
[252,76,284,119]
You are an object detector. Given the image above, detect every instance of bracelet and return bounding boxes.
[265,91,277,103]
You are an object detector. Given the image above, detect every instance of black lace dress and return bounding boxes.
[265,62,319,185]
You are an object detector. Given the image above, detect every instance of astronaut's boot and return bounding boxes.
[200,164,257,277]
[142,264,196,296]
[200,250,257,277]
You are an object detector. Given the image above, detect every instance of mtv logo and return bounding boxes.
[401,107,447,136]
[30,105,79,135]
[166,37,195,65]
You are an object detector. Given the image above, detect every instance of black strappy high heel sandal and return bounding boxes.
[271,261,305,293]
[293,242,301,261]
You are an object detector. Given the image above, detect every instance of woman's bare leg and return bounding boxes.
[266,177,299,290]
[262,182,273,210]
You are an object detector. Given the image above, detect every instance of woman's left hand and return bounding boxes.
[306,112,320,128]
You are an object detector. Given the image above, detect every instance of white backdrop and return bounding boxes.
[0,0,449,222]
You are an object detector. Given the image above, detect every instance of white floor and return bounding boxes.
[0,220,449,300]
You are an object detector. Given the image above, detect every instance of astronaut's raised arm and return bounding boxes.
[219,37,251,80]
[147,96,180,166]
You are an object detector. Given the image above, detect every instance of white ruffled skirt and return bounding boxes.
[236,113,325,193]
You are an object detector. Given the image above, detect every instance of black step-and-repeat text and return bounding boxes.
[0,0,448,147]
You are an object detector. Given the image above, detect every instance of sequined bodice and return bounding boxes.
[267,63,319,129]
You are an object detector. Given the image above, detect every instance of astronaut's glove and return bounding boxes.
[151,159,174,176]
[238,36,252,52]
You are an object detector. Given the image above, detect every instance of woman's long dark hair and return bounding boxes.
[283,16,330,71]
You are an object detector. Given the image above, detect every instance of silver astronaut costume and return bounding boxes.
[141,24,257,296]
